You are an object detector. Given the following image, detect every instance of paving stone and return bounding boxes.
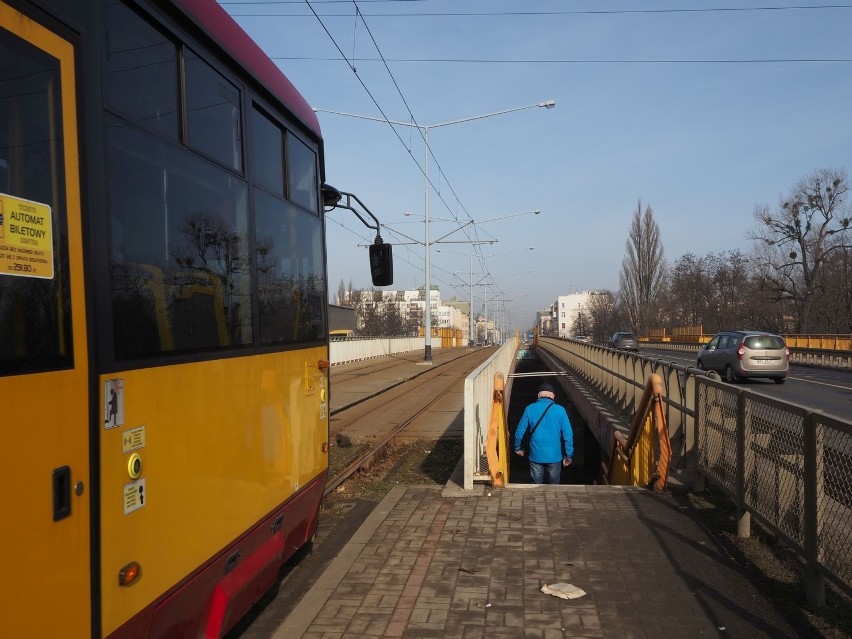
[270,486,803,639]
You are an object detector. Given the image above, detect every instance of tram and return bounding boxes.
[0,1,390,636]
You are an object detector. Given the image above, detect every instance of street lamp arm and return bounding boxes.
[436,239,497,245]
[432,210,540,244]
[314,100,555,132]
[382,226,423,245]
[313,108,422,130]
[428,101,556,130]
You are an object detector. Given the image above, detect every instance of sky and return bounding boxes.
[219,0,852,331]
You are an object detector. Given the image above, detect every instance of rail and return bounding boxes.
[606,374,671,491]
[537,336,852,607]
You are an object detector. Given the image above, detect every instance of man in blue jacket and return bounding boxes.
[514,382,574,484]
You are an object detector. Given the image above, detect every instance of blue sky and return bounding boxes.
[219,1,852,330]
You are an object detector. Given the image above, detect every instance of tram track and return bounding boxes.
[329,348,486,424]
[323,350,489,497]
[328,353,423,384]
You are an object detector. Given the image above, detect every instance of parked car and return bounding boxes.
[608,331,639,352]
[697,330,789,384]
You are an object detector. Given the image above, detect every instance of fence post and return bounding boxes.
[803,410,826,607]
[736,388,751,539]
[692,377,705,492]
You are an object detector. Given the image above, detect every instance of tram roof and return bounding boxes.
[172,0,321,138]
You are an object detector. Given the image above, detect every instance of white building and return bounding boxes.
[554,292,593,338]
[342,287,469,339]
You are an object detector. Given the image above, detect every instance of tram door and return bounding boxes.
[0,6,91,637]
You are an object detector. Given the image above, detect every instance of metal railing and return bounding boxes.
[537,336,852,606]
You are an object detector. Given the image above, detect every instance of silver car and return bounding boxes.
[608,331,639,352]
[697,330,789,384]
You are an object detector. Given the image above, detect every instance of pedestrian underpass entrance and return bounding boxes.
[507,354,600,485]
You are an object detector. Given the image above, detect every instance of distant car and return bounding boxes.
[574,335,591,343]
[608,332,639,352]
[697,330,789,384]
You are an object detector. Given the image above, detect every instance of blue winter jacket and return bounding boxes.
[513,398,574,464]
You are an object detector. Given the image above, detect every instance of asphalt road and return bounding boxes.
[641,346,852,421]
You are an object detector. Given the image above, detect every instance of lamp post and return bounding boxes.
[477,267,533,345]
[314,100,556,362]
[439,244,534,348]
[436,242,493,349]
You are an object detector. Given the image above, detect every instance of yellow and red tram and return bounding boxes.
[0,1,389,636]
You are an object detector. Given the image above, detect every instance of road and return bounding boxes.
[641,346,852,421]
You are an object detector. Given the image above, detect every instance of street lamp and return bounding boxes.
[314,101,555,362]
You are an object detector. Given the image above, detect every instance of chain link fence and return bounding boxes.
[697,377,852,599]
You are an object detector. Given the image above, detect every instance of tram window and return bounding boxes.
[286,133,318,214]
[105,1,179,140]
[106,117,253,359]
[0,29,72,375]
[254,189,325,344]
[185,49,243,173]
[250,107,284,196]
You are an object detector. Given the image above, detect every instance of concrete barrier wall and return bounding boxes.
[329,337,442,364]
[463,337,518,490]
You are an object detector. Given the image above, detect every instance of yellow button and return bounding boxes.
[127,453,143,479]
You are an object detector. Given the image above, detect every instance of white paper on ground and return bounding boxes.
[540,583,586,599]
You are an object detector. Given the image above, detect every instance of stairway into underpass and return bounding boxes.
[507,354,601,485]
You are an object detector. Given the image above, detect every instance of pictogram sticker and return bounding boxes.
[122,426,145,453]
[123,478,146,515]
[104,379,124,429]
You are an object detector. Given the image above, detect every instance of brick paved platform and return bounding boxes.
[272,484,800,639]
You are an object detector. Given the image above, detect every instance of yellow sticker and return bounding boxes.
[0,192,54,279]
[122,426,145,453]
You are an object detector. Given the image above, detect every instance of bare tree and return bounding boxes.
[668,253,711,329]
[618,200,667,335]
[579,290,626,344]
[749,167,851,332]
[335,279,347,306]
[707,250,752,332]
[819,249,852,331]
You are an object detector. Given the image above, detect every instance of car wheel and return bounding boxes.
[696,360,705,371]
[724,365,738,383]
[773,377,786,385]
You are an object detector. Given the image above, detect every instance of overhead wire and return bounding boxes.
[305,0,514,296]
[225,3,852,16]
[346,1,476,232]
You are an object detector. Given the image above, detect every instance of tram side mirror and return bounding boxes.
[369,242,393,286]
[322,183,342,207]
